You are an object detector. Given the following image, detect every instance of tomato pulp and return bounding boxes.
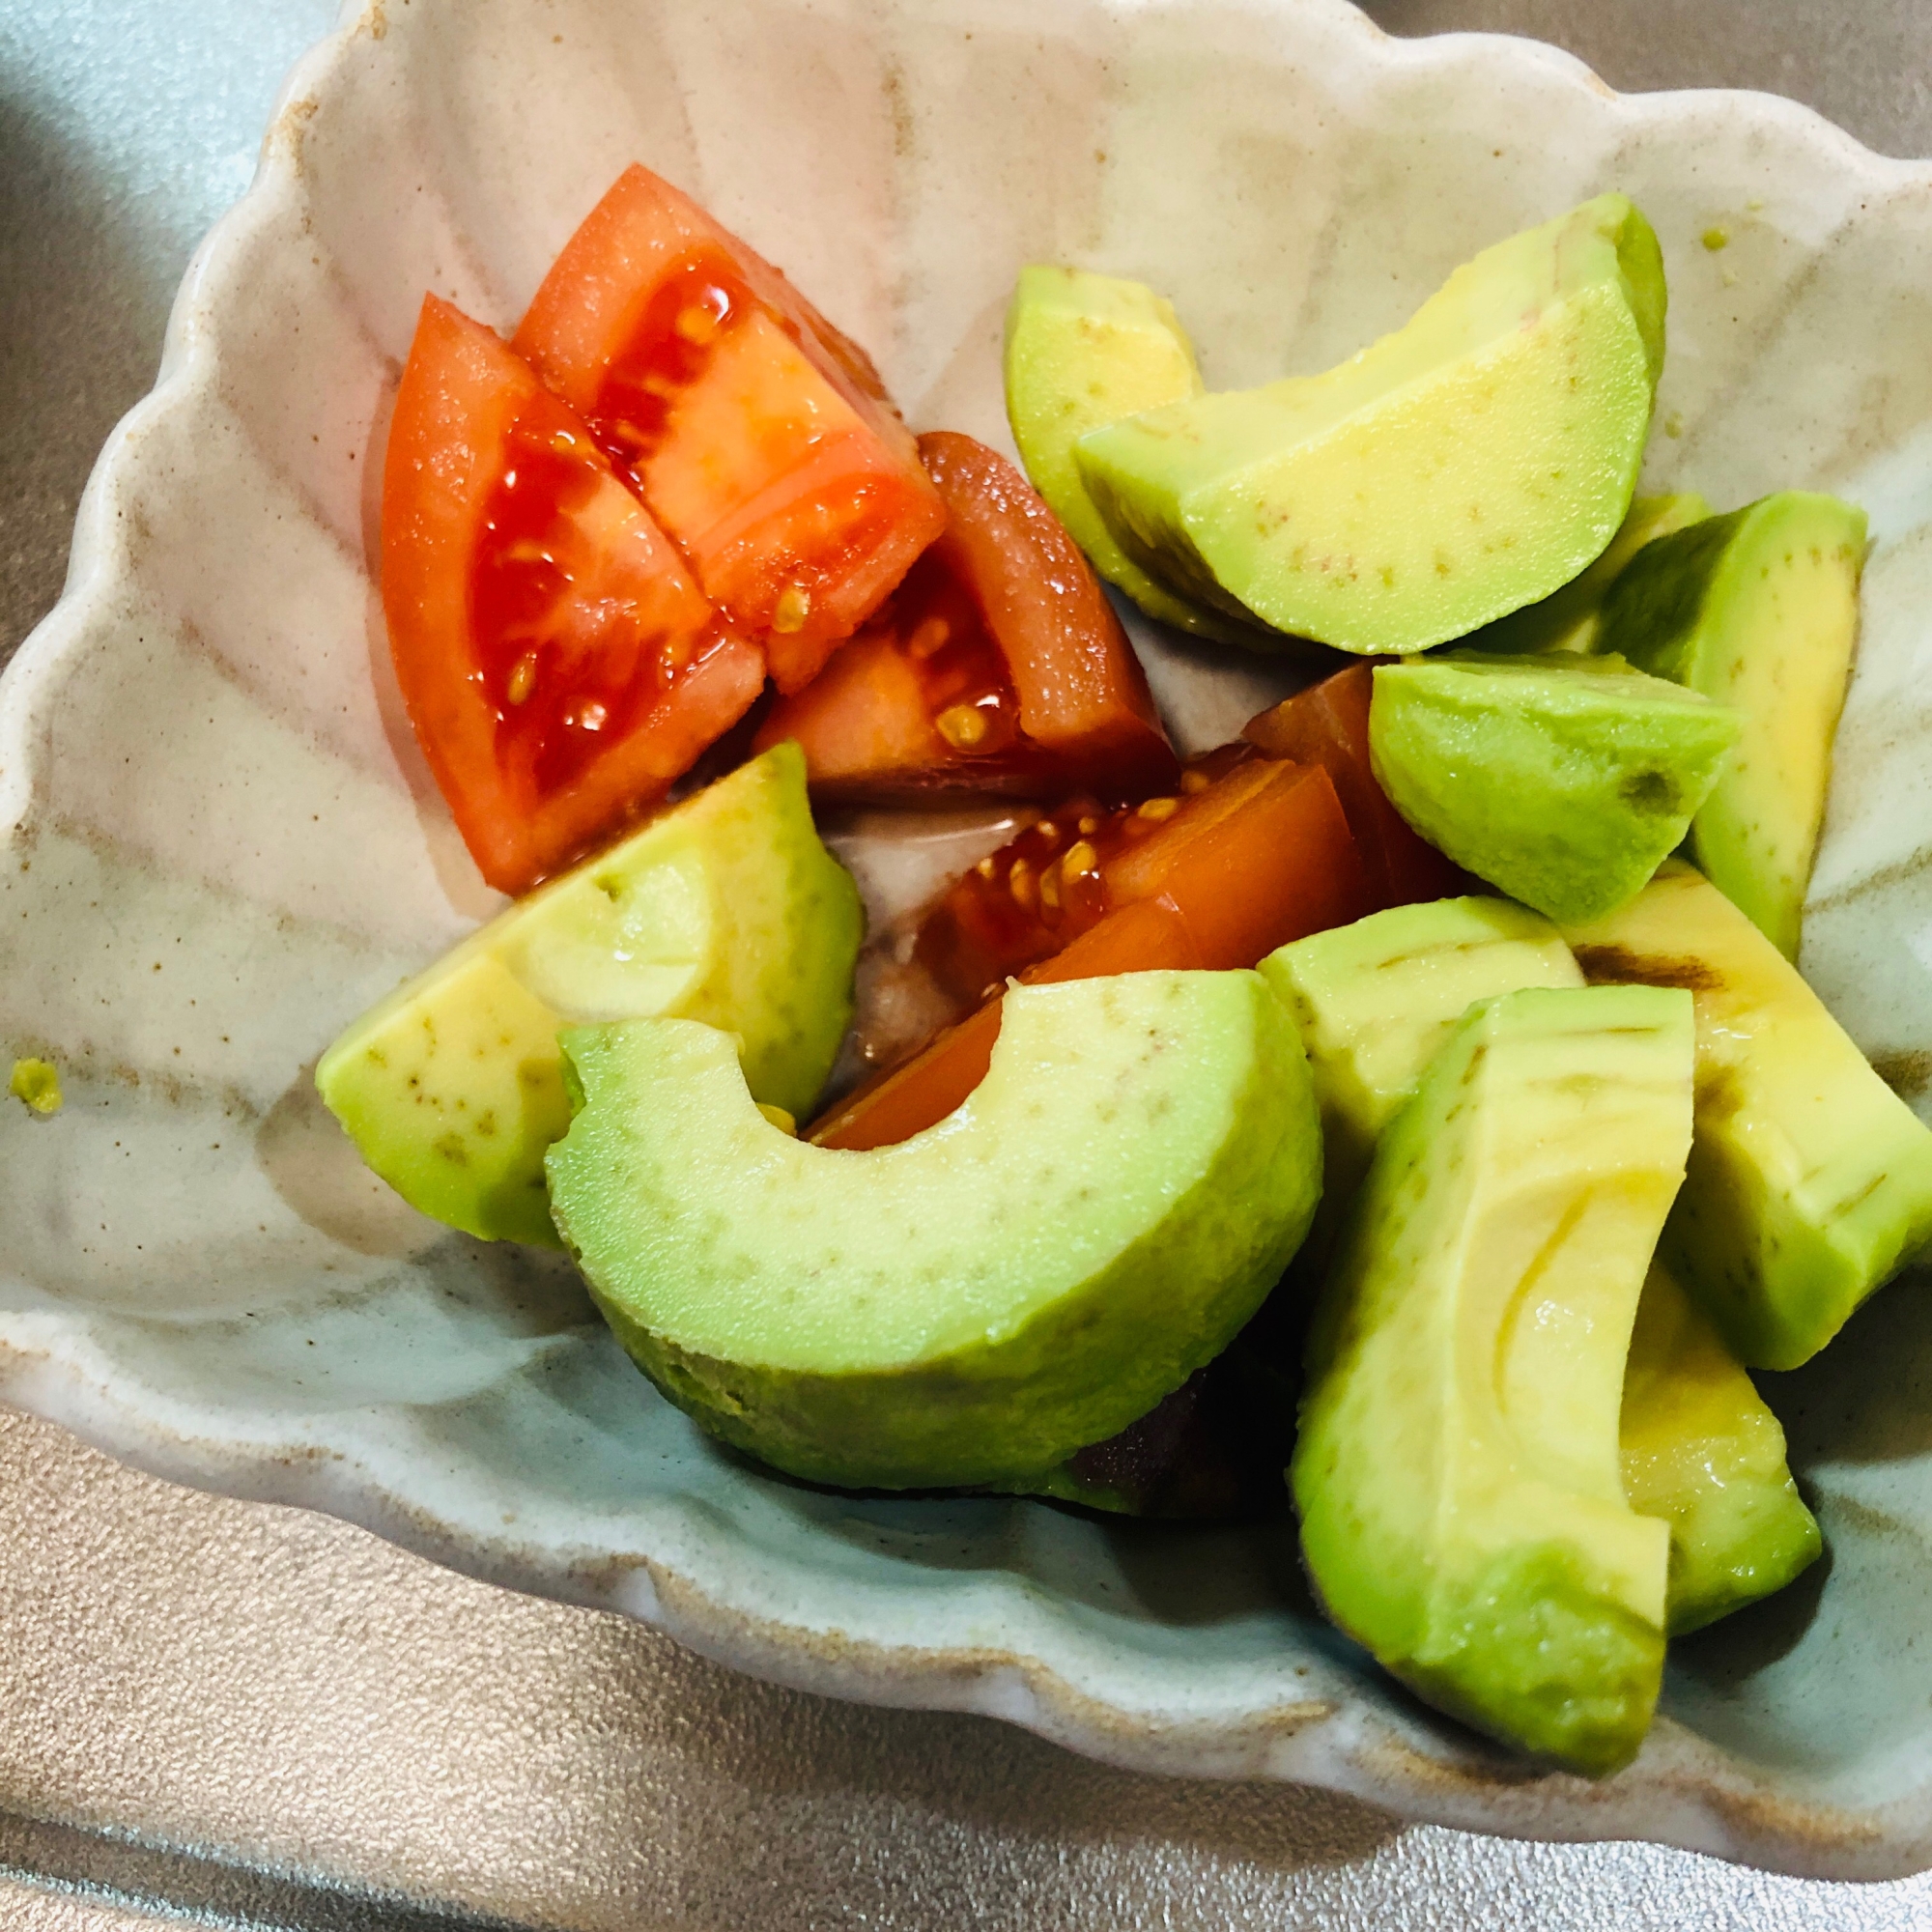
[383,296,764,895]
[810,756,1366,1150]
[757,432,1179,804]
[1243,663,1473,908]
[512,164,944,691]
[912,748,1251,1005]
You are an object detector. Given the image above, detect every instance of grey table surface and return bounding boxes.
[3,2,1931,1926]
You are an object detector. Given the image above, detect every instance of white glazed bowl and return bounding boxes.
[6,0,1932,1878]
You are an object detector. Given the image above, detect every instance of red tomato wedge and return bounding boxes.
[1243,664,1475,909]
[511,164,944,690]
[756,432,1179,804]
[810,758,1364,1150]
[383,296,764,895]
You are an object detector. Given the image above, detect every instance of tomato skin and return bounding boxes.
[810,760,1363,1150]
[511,165,943,685]
[1243,664,1474,909]
[383,296,764,894]
[757,432,1179,804]
[918,433,1172,777]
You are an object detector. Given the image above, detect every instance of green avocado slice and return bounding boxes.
[1367,651,1740,925]
[1072,194,1663,653]
[1002,266,1262,645]
[315,743,861,1246]
[1293,983,1694,1776]
[1596,491,1868,958]
[1620,1262,1821,1634]
[1565,859,1932,1369]
[547,970,1322,1491]
[1273,896,1819,1632]
[1261,895,1583,1221]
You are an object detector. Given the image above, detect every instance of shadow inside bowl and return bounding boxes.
[1657,1268,1932,1794]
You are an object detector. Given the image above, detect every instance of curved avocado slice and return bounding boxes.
[1275,898,1820,1632]
[1565,859,1932,1369]
[315,743,862,1246]
[1596,491,1868,958]
[547,971,1322,1490]
[1620,1262,1821,1634]
[1002,266,1264,647]
[1367,651,1740,925]
[1293,984,1694,1776]
[1072,194,1664,653]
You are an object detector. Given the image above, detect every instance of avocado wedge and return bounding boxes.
[1073,194,1664,653]
[1294,984,1694,1776]
[1368,652,1740,924]
[1565,859,1932,1369]
[1003,266,1259,644]
[1620,1262,1821,1634]
[548,971,1322,1489]
[1597,491,1868,958]
[1261,895,1583,1219]
[316,743,861,1245]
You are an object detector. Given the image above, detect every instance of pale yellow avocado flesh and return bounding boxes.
[315,744,862,1246]
[1002,267,1261,645]
[1260,895,1582,1230]
[1073,194,1664,653]
[1597,491,1867,957]
[1294,984,1692,1776]
[1620,1262,1821,1634]
[1564,860,1932,1369]
[1473,492,1711,657]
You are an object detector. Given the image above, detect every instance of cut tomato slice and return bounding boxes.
[912,748,1348,1006]
[914,790,1121,1001]
[756,431,1179,804]
[811,760,1364,1150]
[1243,663,1474,909]
[511,164,944,689]
[383,296,764,894]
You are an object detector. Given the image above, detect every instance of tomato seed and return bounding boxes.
[772,584,812,634]
[936,703,989,750]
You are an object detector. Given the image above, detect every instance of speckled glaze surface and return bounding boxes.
[5,0,1932,1880]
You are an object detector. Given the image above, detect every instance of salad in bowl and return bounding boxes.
[7,0,1932,1875]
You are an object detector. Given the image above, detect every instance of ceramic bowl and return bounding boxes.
[6,0,1932,1878]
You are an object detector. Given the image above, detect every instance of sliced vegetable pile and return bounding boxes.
[321,168,1932,1779]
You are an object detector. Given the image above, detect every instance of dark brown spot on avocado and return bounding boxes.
[1573,944,1722,993]
[1619,769,1680,814]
